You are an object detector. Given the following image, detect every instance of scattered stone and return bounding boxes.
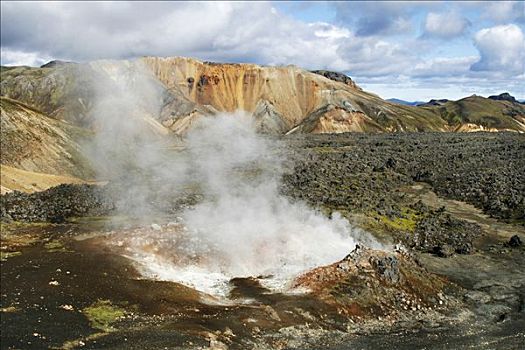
[455,242,473,255]
[508,235,522,247]
[60,304,74,311]
[464,291,491,304]
[433,244,454,258]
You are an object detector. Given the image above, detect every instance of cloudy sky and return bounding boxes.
[1,1,524,101]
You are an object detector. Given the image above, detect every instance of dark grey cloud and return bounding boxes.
[333,1,438,37]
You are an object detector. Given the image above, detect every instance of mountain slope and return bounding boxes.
[0,97,94,182]
[1,57,524,134]
[420,95,525,132]
[0,165,86,194]
[141,56,450,133]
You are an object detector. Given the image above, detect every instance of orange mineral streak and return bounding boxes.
[141,57,365,131]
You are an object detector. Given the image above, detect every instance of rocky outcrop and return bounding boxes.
[310,70,360,89]
[286,104,383,134]
[419,99,449,107]
[293,246,451,319]
[1,184,111,222]
[252,99,288,134]
[488,92,519,104]
[40,60,75,69]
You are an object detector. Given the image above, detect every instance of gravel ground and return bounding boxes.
[1,132,524,349]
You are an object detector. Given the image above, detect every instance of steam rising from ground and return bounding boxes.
[83,61,374,296]
[179,115,359,282]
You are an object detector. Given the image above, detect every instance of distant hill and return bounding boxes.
[488,92,524,104]
[418,94,525,132]
[418,99,450,107]
[386,98,425,106]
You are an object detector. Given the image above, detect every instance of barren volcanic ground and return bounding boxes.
[1,132,525,349]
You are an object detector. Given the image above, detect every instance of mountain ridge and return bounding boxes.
[1,56,524,136]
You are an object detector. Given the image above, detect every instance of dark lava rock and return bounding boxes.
[369,255,400,283]
[310,70,358,89]
[396,203,482,255]
[0,180,204,223]
[385,157,397,169]
[455,242,473,255]
[508,235,522,247]
[197,75,208,88]
[433,244,455,258]
[0,184,113,222]
[283,132,525,222]
[488,92,518,104]
[419,99,449,107]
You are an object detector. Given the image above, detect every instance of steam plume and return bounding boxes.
[81,60,374,295]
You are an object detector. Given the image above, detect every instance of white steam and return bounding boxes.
[124,114,368,296]
[81,60,184,217]
[82,61,373,296]
[184,114,357,276]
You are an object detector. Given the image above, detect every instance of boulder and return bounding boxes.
[508,235,522,247]
[369,255,401,283]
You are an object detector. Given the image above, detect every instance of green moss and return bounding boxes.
[44,240,71,252]
[0,251,22,261]
[373,208,420,233]
[82,300,126,332]
[0,221,50,236]
[60,333,107,350]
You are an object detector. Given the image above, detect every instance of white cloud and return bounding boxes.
[0,1,523,100]
[311,22,350,39]
[0,2,411,77]
[471,24,525,75]
[337,35,415,77]
[0,2,344,71]
[0,49,51,66]
[413,56,478,77]
[424,12,471,39]
[481,1,525,23]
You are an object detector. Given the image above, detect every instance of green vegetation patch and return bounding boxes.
[44,240,70,252]
[82,300,126,332]
[0,251,22,261]
[373,208,421,233]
